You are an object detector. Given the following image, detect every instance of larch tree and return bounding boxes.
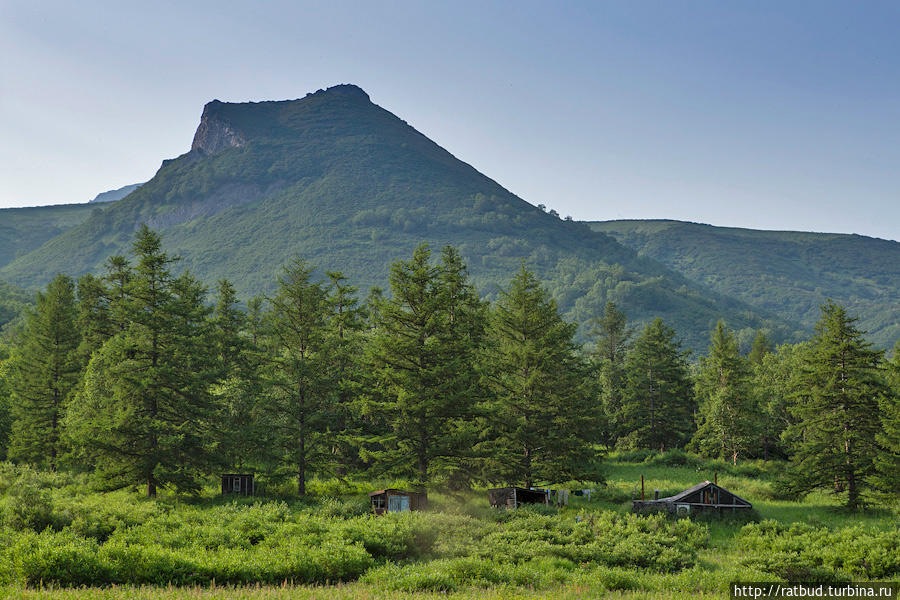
[367,244,486,489]
[66,225,217,496]
[619,318,694,451]
[782,301,892,509]
[211,279,265,472]
[591,301,633,447]
[7,274,80,471]
[325,271,366,476]
[259,258,335,495]
[482,264,600,488]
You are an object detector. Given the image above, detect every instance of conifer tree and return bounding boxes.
[367,244,486,488]
[591,301,633,447]
[66,225,216,496]
[7,274,80,471]
[748,330,773,366]
[482,265,600,487]
[325,271,366,475]
[691,321,757,464]
[75,273,113,368]
[782,301,892,509]
[619,318,693,451]
[259,258,335,495]
[211,279,264,471]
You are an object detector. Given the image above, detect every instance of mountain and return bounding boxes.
[0,203,102,270]
[0,85,792,350]
[90,183,144,203]
[590,220,900,348]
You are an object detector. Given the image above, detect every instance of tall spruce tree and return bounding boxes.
[66,226,217,496]
[619,318,693,451]
[482,264,600,487]
[591,301,633,447]
[691,321,758,464]
[325,271,366,476]
[7,274,80,471]
[211,279,265,472]
[367,244,485,488]
[782,301,892,509]
[259,258,335,495]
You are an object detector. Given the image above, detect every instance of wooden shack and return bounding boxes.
[488,487,550,509]
[222,473,255,496]
[632,480,751,515]
[369,489,428,514]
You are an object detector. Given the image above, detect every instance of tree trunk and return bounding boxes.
[298,416,306,496]
[523,445,532,489]
[147,476,157,498]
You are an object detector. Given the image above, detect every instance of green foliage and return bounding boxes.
[65,226,217,496]
[6,274,80,471]
[781,302,893,509]
[366,245,486,487]
[690,321,758,464]
[0,204,99,271]
[257,258,341,494]
[618,319,694,451]
[591,301,633,446]
[738,520,900,581]
[592,219,900,349]
[481,264,602,486]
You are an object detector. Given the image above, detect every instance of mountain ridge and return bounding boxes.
[0,85,793,350]
[590,219,900,348]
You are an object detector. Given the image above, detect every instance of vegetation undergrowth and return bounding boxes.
[1,454,897,598]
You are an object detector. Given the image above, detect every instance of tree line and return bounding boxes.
[0,226,898,509]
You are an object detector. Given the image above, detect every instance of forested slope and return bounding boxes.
[590,219,900,348]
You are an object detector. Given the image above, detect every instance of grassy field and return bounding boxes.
[1,453,897,599]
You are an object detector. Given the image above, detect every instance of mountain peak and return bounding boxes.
[190,100,248,155]
[311,83,370,102]
[190,84,372,155]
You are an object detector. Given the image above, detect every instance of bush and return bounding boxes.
[738,520,900,581]
[6,530,111,586]
[476,510,707,573]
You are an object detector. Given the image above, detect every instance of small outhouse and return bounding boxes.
[369,489,428,514]
[222,473,255,496]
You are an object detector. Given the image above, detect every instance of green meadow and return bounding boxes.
[2,452,897,599]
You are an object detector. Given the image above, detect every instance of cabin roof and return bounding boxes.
[368,489,423,497]
[656,480,751,506]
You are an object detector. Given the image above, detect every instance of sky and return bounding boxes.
[2,1,899,240]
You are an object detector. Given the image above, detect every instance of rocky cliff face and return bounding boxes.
[190,100,247,155]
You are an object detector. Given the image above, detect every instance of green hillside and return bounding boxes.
[0,85,790,349]
[590,219,900,348]
[0,203,101,270]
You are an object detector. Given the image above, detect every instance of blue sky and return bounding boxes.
[2,1,899,240]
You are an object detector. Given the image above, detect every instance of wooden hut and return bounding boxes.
[222,473,255,496]
[488,487,550,509]
[369,489,428,514]
[632,480,751,515]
